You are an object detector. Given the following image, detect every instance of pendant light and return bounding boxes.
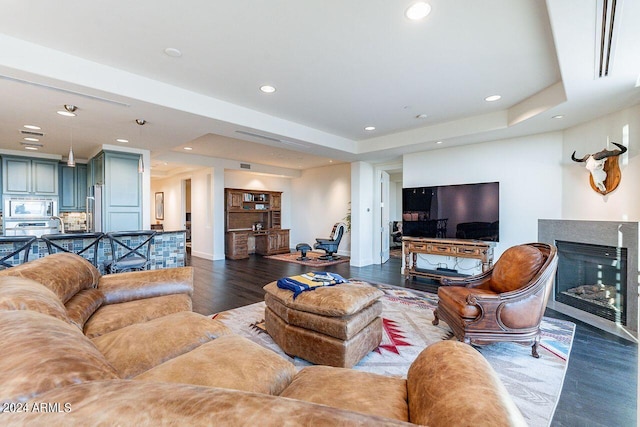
[67,127,76,167]
[136,119,146,173]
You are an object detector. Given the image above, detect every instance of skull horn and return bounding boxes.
[571,151,589,162]
[592,142,628,160]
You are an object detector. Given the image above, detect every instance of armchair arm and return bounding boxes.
[315,238,334,244]
[407,341,527,426]
[440,270,492,288]
[98,267,194,305]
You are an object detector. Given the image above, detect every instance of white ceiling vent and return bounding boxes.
[20,129,45,137]
[595,0,624,78]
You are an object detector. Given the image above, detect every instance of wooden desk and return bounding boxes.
[402,237,495,281]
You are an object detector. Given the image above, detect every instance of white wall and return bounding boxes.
[290,163,351,255]
[561,105,639,221]
[403,132,564,269]
[350,162,375,266]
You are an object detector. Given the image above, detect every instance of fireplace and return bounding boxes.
[538,220,638,340]
[555,240,627,325]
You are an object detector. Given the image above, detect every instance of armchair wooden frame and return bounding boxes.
[432,243,558,358]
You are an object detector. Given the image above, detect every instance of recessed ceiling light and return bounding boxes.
[260,85,276,93]
[416,114,428,119]
[405,2,432,20]
[484,95,502,102]
[164,47,182,57]
[116,138,129,143]
[24,146,39,151]
[23,137,39,142]
[23,125,41,130]
[552,115,564,119]
[364,126,376,131]
[183,147,193,151]
[436,141,443,144]
[57,110,76,117]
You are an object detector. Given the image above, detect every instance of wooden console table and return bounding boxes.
[402,237,495,281]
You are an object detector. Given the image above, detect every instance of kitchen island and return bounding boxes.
[0,230,187,273]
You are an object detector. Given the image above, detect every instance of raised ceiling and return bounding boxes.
[0,0,638,175]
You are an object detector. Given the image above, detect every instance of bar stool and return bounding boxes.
[0,236,38,269]
[104,230,156,274]
[41,232,104,268]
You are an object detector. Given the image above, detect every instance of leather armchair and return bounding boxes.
[313,223,346,260]
[433,243,558,358]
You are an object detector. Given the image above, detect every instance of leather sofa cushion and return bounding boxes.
[0,310,118,403]
[0,276,71,323]
[1,380,412,426]
[263,280,383,317]
[0,253,100,303]
[407,340,527,426]
[98,267,194,304]
[489,245,544,293]
[135,335,296,395]
[265,293,382,339]
[65,288,105,329]
[281,365,408,422]
[91,311,232,378]
[84,293,192,338]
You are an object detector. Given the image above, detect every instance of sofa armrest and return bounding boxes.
[407,340,527,427]
[98,267,194,305]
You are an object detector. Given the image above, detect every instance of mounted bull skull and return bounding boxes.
[571,142,627,194]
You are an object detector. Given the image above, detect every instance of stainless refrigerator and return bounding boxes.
[86,185,103,232]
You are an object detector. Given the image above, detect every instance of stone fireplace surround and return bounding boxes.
[538,219,638,341]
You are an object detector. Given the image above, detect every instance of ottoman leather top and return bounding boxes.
[263,280,383,317]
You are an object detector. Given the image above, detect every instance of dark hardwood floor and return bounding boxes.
[188,253,637,427]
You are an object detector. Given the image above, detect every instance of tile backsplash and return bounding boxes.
[61,212,87,232]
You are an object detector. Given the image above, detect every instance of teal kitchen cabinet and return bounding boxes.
[2,156,58,195]
[89,151,142,232]
[59,163,88,212]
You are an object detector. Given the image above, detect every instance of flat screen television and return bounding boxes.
[402,182,499,242]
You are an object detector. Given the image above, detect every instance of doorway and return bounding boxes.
[182,179,192,250]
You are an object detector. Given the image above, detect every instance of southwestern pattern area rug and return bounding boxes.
[212,282,575,427]
[264,251,350,267]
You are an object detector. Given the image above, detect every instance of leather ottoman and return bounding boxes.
[263,280,384,368]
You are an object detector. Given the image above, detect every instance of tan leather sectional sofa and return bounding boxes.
[0,253,526,426]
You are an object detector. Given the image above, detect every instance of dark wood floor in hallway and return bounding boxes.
[188,253,637,427]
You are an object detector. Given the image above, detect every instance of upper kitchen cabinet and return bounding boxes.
[59,163,87,212]
[2,156,58,195]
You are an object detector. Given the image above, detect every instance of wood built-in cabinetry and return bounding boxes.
[225,188,289,259]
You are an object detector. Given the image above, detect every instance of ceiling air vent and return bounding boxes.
[595,0,623,78]
[20,129,45,137]
[240,163,251,169]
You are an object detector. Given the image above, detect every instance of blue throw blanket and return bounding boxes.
[276,272,348,298]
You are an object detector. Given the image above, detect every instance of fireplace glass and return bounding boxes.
[555,240,627,325]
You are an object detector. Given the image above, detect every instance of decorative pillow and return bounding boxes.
[489,245,544,293]
[0,276,71,323]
